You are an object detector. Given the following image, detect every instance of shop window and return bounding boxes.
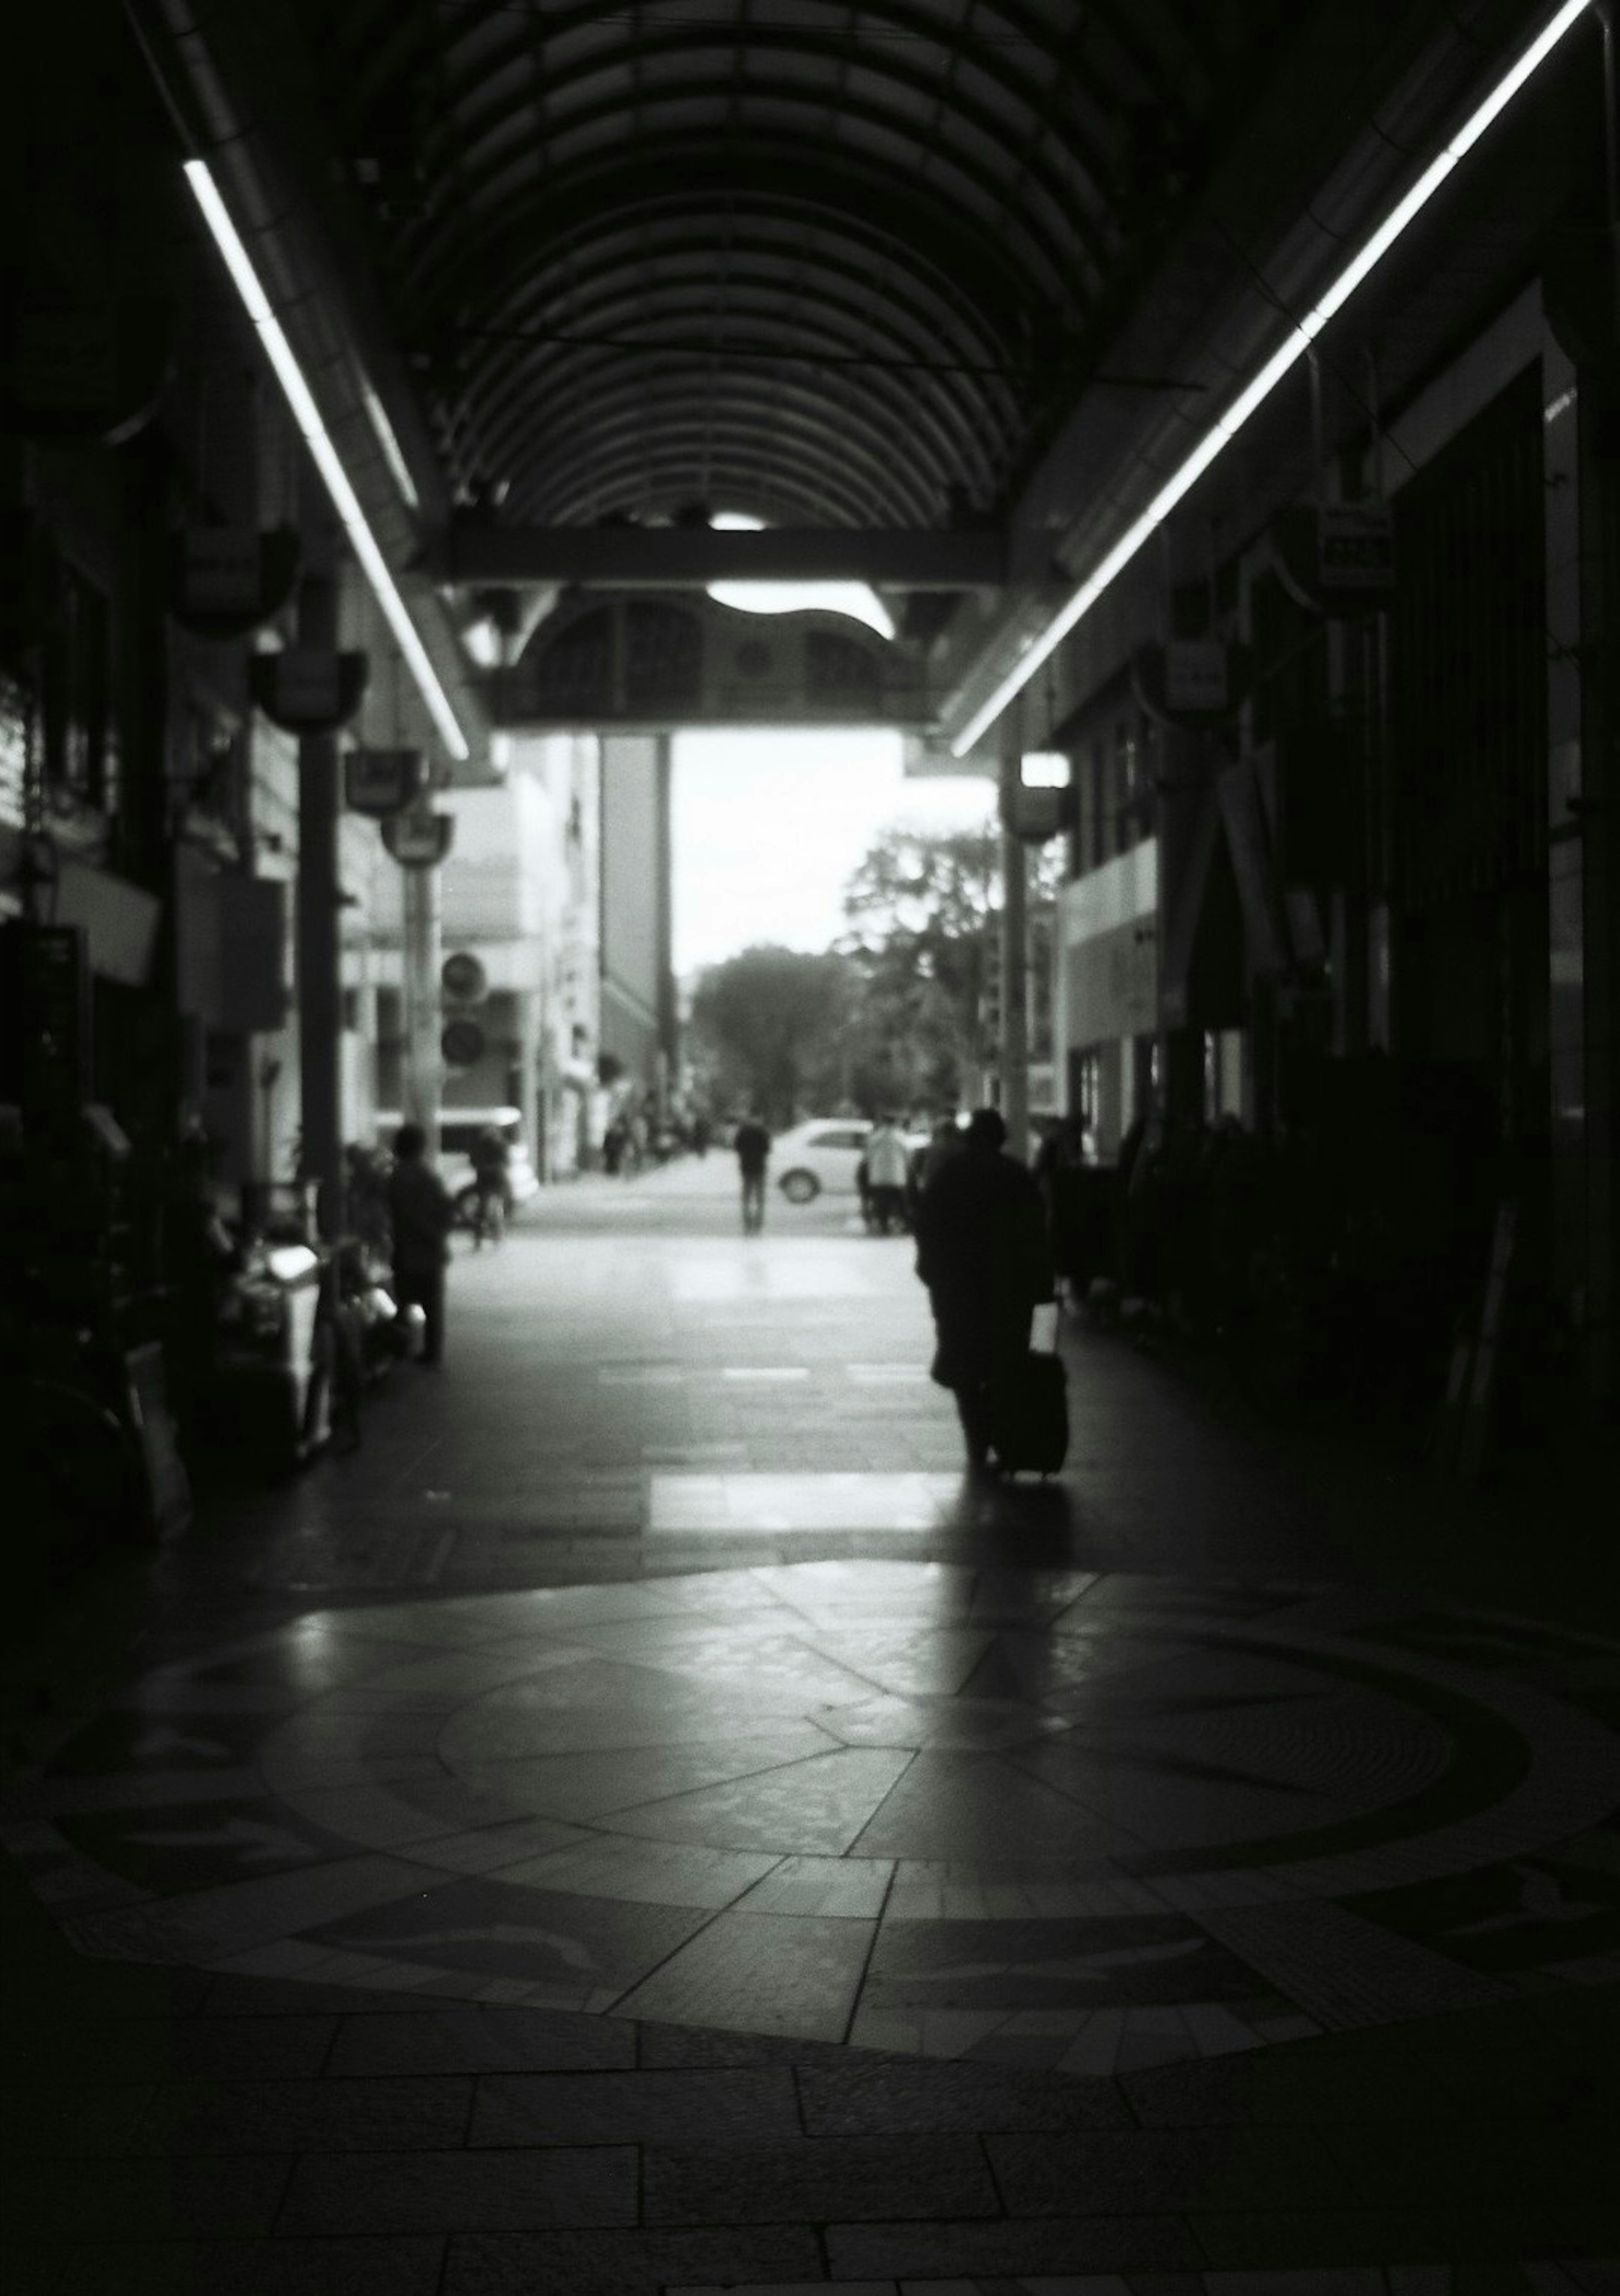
[1084,740,1107,872]
[0,673,27,832]
[43,562,112,808]
[1114,716,1153,854]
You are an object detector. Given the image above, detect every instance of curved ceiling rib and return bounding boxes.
[466,324,998,519]
[419,19,1129,294]
[450,196,1021,384]
[478,371,952,526]
[289,0,1285,529]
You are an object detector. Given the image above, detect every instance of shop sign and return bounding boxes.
[382,798,454,870]
[181,528,260,612]
[345,746,428,817]
[0,301,170,446]
[1164,640,1228,713]
[1131,638,1244,727]
[1317,502,1393,591]
[441,1016,485,1069]
[1005,783,1066,843]
[250,647,369,733]
[170,527,300,636]
[441,950,488,1002]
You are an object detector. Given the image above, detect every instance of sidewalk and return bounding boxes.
[3,1180,1617,2289]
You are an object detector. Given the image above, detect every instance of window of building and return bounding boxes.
[43,561,112,809]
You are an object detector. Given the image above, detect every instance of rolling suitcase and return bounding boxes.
[990,1309,1069,1478]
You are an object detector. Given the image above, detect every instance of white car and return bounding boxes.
[771,1118,928,1205]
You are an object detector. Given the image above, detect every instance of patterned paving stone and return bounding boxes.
[49,2237,447,2295]
[275,2144,637,2235]
[6,2153,292,2242]
[468,2065,801,2147]
[439,2225,826,2295]
[796,2053,1132,2134]
[983,2126,1353,2215]
[615,1907,878,2039]
[10,1565,1619,2072]
[643,2129,1001,2223]
[326,2003,637,2077]
[824,2216,1206,2276]
[124,2074,476,2156]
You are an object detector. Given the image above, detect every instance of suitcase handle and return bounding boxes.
[1036,1299,1062,1356]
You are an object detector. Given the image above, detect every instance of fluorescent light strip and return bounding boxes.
[362,382,420,512]
[951,0,1591,755]
[183,159,470,762]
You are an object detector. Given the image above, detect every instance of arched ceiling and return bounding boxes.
[284,0,1298,531]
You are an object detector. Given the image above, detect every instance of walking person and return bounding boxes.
[469,1123,510,1247]
[387,1124,455,1367]
[864,1114,911,1234]
[913,1106,1052,1475]
[733,1109,771,1234]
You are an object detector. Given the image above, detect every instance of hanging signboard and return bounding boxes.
[345,746,429,818]
[0,300,171,445]
[1004,783,1067,843]
[170,527,300,638]
[382,798,454,870]
[1165,640,1229,713]
[1272,502,1393,616]
[249,647,369,733]
[1131,639,1241,727]
[1317,502,1394,592]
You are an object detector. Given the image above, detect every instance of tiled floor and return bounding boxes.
[12,1563,1618,2078]
[3,1159,1617,2287]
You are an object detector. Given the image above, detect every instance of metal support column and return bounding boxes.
[999,701,1030,1161]
[401,847,443,1161]
[295,570,344,1237]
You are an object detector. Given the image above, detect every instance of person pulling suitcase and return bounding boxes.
[913,1106,1059,1477]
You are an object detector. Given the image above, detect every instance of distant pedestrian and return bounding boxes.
[387,1123,454,1366]
[469,1124,510,1246]
[864,1115,911,1234]
[913,1106,1052,1474]
[734,1110,771,1234]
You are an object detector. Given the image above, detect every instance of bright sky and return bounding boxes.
[672,726,995,977]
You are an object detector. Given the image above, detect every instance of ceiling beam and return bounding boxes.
[422,524,1009,590]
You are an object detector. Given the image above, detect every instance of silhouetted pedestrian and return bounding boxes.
[734,1111,771,1233]
[914,1106,1052,1473]
[387,1123,454,1365]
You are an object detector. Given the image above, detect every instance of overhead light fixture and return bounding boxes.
[707,509,896,636]
[183,159,470,763]
[360,382,419,511]
[461,618,502,670]
[951,0,1591,755]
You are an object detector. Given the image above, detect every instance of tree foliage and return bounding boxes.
[688,944,853,1125]
[836,826,1061,1114]
[684,829,1064,1126]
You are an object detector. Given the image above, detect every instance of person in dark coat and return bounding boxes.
[733,1110,771,1233]
[913,1106,1053,1473]
[387,1123,454,1365]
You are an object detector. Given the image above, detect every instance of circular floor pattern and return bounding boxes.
[9,1564,1620,2077]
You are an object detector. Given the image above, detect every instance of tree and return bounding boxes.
[837,826,1062,1111]
[688,945,854,1125]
